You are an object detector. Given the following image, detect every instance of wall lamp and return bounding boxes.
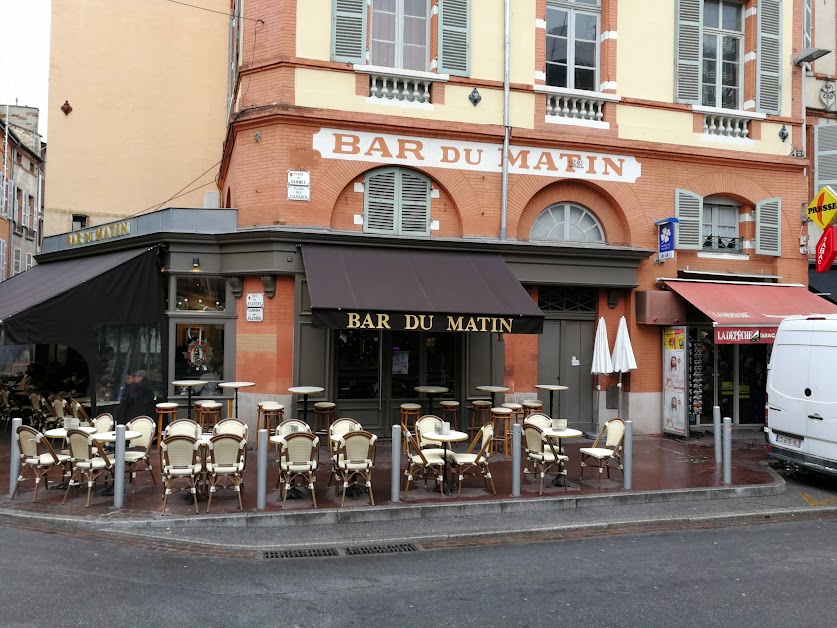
[192,257,200,268]
[795,47,831,67]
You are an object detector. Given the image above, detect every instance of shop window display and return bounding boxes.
[94,325,163,410]
[174,324,225,395]
[175,277,226,312]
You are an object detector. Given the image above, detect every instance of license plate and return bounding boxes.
[775,434,802,448]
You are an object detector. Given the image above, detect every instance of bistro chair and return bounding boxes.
[63,428,115,508]
[256,401,284,446]
[415,415,444,450]
[276,432,319,510]
[205,433,247,512]
[275,419,312,462]
[123,416,157,494]
[403,430,445,496]
[523,413,551,431]
[0,388,12,430]
[522,424,567,496]
[334,430,377,507]
[501,401,524,425]
[489,407,514,457]
[11,425,70,502]
[69,398,90,422]
[468,400,492,435]
[579,418,626,488]
[165,419,201,439]
[195,400,223,431]
[92,413,114,434]
[449,423,496,496]
[522,399,543,418]
[312,401,336,435]
[160,435,201,515]
[439,400,460,431]
[399,403,422,450]
[213,418,248,439]
[26,393,47,430]
[328,418,362,461]
[155,402,179,445]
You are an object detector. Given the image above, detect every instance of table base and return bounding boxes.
[549,476,578,489]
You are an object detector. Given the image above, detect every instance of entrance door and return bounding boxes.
[538,319,594,432]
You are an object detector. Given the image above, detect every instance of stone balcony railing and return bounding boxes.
[533,85,620,127]
[693,106,765,140]
[354,65,448,105]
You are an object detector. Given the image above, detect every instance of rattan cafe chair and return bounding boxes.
[11,425,70,502]
[522,413,552,430]
[522,423,568,496]
[160,435,201,515]
[62,429,115,508]
[92,413,114,433]
[449,423,496,496]
[334,430,377,507]
[276,431,319,510]
[403,430,446,497]
[123,416,157,494]
[579,418,626,488]
[165,418,201,439]
[205,434,246,512]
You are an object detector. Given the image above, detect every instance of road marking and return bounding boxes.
[800,492,837,506]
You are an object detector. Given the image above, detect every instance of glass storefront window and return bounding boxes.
[94,324,163,405]
[337,330,380,400]
[175,277,226,312]
[174,323,225,395]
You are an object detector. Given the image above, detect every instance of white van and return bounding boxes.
[765,315,837,476]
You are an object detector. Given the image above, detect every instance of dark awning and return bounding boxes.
[809,267,837,304]
[665,279,837,343]
[302,244,544,333]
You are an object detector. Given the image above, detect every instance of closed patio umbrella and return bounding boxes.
[591,317,613,430]
[611,316,637,418]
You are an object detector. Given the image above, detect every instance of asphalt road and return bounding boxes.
[1,515,836,628]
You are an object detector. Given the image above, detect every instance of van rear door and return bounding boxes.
[766,324,811,454]
[805,326,837,463]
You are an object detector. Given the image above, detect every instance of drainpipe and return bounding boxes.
[499,0,510,241]
[3,104,9,280]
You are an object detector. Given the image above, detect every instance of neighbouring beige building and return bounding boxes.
[44,0,230,235]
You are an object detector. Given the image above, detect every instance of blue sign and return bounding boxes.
[655,218,678,261]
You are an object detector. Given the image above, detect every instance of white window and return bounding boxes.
[530,203,605,243]
[25,253,33,271]
[546,0,600,91]
[370,0,430,71]
[803,0,812,52]
[363,167,431,237]
[0,239,6,281]
[71,214,88,231]
[702,198,739,251]
[701,0,743,109]
[13,249,20,275]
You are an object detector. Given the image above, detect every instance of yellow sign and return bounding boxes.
[807,186,837,229]
[66,222,131,247]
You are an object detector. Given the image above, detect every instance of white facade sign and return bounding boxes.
[287,170,310,186]
[288,185,311,201]
[246,293,264,308]
[313,128,642,183]
[246,307,264,322]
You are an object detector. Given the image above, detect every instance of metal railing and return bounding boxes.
[702,235,740,252]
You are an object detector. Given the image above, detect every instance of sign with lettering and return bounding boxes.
[714,327,778,344]
[246,293,264,308]
[66,222,131,247]
[287,170,310,186]
[288,185,310,201]
[807,186,837,229]
[313,128,642,183]
[816,225,837,272]
[246,307,264,322]
[312,310,543,334]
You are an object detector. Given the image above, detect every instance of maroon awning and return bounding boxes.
[302,244,544,333]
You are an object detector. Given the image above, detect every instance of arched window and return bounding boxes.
[529,203,604,243]
[364,167,431,237]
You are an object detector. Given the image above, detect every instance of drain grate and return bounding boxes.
[263,548,339,559]
[345,543,417,555]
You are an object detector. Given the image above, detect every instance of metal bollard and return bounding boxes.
[511,423,521,497]
[713,406,722,463]
[113,424,126,508]
[722,417,732,484]
[623,420,633,490]
[391,424,401,503]
[257,429,267,510]
[9,418,22,498]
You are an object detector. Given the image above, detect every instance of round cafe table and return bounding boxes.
[288,386,324,424]
[535,384,568,419]
[475,385,510,408]
[424,429,468,495]
[414,386,449,415]
[171,380,204,421]
[92,430,142,443]
[218,381,256,418]
[542,426,583,488]
[44,426,97,439]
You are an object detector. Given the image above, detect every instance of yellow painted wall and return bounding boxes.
[297,0,331,61]
[618,0,675,102]
[46,0,229,235]
[814,0,836,77]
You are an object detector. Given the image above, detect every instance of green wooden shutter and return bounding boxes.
[756,198,782,256]
[675,188,703,250]
[397,170,431,236]
[675,0,702,105]
[332,0,367,64]
[438,0,470,77]
[364,169,397,234]
[815,124,837,190]
[757,0,782,114]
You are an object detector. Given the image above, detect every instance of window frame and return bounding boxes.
[803,0,812,52]
[370,0,431,72]
[701,198,740,251]
[545,0,601,92]
[12,248,21,275]
[700,0,744,110]
[363,167,432,237]
[529,202,605,243]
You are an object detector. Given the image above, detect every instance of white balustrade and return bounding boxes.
[369,74,432,104]
[545,94,606,121]
[702,113,750,138]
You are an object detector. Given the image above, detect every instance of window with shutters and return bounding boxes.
[529,203,605,243]
[803,0,812,51]
[371,0,429,72]
[12,249,20,275]
[0,240,6,281]
[701,1,743,110]
[546,0,600,92]
[25,254,32,271]
[702,199,739,251]
[363,167,431,237]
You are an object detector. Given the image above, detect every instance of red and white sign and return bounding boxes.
[714,327,778,344]
[816,225,837,273]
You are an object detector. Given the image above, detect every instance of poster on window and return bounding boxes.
[392,351,410,375]
[663,326,688,437]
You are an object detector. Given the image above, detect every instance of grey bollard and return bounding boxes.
[511,423,521,497]
[257,428,267,510]
[623,420,633,490]
[722,417,732,484]
[713,406,722,463]
[391,424,401,503]
[9,418,22,498]
[113,424,126,508]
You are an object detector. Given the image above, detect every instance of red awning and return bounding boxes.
[664,280,837,343]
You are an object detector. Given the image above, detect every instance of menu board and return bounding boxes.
[662,326,688,436]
